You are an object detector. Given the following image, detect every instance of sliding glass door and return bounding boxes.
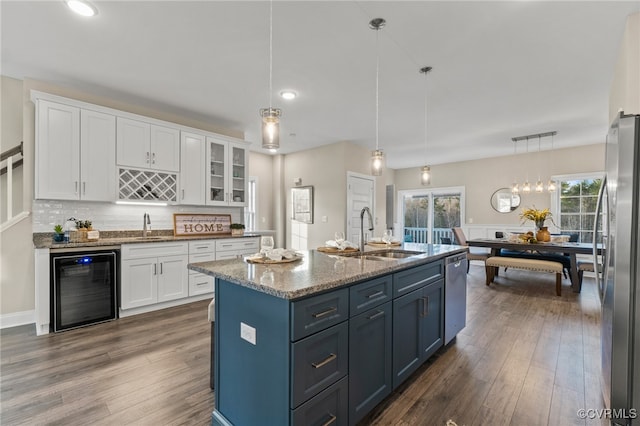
[399,187,464,244]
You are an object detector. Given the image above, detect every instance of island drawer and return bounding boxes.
[393,260,443,297]
[291,322,348,408]
[291,288,349,341]
[349,274,392,317]
[291,376,348,426]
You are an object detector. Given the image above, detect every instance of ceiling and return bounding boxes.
[2,1,638,169]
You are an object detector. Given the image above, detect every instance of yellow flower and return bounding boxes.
[520,207,555,227]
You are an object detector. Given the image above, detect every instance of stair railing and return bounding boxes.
[1,142,24,225]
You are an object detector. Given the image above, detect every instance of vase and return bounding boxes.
[536,226,551,242]
[231,229,244,236]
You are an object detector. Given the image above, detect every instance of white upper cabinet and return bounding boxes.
[117,117,180,172]
[151,124,180,172]
[206,137,248,206]
[179,131,206,205]
[35,99,116,201]
[80,109,117,201]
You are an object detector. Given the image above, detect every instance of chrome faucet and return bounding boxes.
[143,213,151,237]
[360,207,374,252]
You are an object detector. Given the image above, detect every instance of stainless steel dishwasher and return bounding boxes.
[445,253,468,344]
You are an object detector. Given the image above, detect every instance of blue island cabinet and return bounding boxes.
[212,259,445,426]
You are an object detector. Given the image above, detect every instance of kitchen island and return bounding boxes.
[189,243,467,426]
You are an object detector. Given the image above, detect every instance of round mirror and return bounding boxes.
[490,188,521,213]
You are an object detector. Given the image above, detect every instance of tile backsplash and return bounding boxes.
[32,200,242,233]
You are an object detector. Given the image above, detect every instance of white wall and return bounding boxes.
[609,12,640,120]
[394,144,606,226]
[282,141,392,249]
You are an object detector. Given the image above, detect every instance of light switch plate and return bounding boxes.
[240,322,256,345]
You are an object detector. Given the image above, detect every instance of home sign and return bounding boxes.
[173,214,232,236]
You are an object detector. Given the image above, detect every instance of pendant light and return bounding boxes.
[369,18,386,176]
[260,0,282,150]
[420,66,433,186]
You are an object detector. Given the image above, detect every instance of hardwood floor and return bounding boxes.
[360,266,606,426]
[1,266,605,425]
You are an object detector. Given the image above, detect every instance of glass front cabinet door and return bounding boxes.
[206,137,247,206]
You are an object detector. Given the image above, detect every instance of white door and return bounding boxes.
[179,131,205,205]
[36,100,80,200]
[157,255,189,302]
[81,109,116,201]
[116,117,150,169]
[346,172,375,245]
[150,124,180,172]
[120,258,157,309]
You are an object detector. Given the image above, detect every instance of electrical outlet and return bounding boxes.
[240,322,256,345]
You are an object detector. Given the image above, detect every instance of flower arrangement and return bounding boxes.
[520,207,555,229]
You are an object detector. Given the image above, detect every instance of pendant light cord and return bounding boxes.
[375,28,380,151]
[424,70,428,160]
[268,0,273,109]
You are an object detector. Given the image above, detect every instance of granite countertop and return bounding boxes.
[188,243,467,300]
[34,230,262,249]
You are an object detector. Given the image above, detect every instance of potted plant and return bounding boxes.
[520,207,555,242]
[75,219,93,241]
[230,223,245,236]
[53,224,64,242]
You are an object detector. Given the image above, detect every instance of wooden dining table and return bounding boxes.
[466,238,601,292]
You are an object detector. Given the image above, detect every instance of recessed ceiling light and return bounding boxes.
[280,90,297,100]
[65,0,98,17]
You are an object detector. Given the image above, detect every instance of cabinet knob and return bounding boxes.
[146,152,150,163]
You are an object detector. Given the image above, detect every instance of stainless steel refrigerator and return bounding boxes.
[595,112,640,425]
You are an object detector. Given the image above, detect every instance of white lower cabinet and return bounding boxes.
[120,238,259,313]
[120,242,188,310]
[188,240,216,296]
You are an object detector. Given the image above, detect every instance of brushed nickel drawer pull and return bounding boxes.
[368,310,385,320]
[321,414,337,426]
[312,307,337,318]
[367,290,384,299]
[312,353,337,369]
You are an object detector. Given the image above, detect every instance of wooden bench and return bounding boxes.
[485,256,564,296]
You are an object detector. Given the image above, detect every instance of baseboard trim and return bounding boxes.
[119,294,213,318]
[0,310,35,329]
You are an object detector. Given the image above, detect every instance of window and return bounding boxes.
[555,175,603,243]
[244,177,257,231]
[399,187,464,244]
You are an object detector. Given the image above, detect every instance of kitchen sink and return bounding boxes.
[339,249,424,261]
[366,250,423,259]
[339,255,389,261]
